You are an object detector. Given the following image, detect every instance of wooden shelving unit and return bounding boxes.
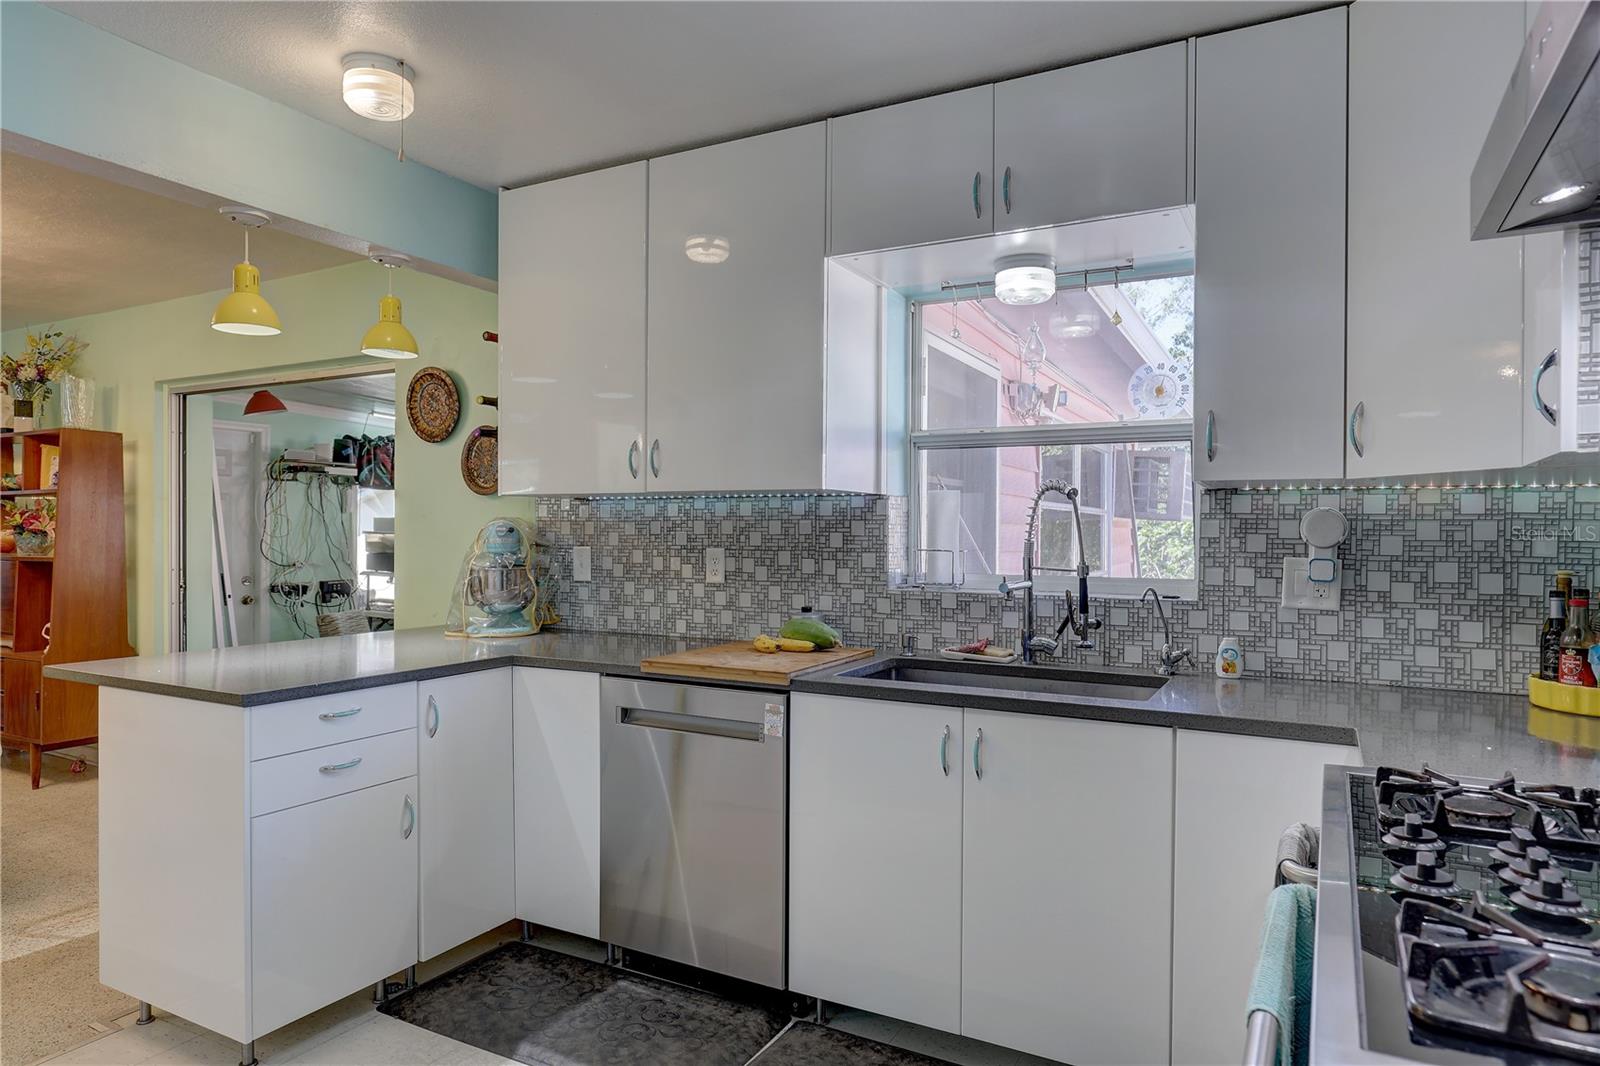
[2,428,135,787]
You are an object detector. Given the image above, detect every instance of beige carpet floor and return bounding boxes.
[1,747,134,1066]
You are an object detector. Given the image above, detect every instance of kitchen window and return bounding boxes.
[909,274,1197,598]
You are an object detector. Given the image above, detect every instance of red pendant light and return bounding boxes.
[242,389,287,416]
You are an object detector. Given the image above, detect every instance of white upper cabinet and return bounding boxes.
[961,710,1173,1066]
[994,42,1190,231]
[1346,1,1527,479]
[1523,229,1585,465]
[1193,8,1348,483]
[499,163,649,494]
[646,124,829,492]
[829,86,994,255]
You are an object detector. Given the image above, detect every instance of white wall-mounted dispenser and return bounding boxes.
[1280,506,1348,611]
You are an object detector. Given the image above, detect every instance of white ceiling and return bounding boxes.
[53,1,1329,191]
[1,151,361,329]
[213,372,396,420]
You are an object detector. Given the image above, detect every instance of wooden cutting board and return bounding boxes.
[640,641,874,686]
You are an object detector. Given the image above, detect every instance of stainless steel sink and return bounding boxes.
[839,657,1168,702]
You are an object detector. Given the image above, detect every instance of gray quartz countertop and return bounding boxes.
[46,628,1599,778]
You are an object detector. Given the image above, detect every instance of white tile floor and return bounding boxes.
[35,926,1053,1066]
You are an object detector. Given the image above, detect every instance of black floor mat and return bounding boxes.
[379,941,790,1066]
[751,1022,953,1065]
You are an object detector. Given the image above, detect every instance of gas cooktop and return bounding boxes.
[1351,766,1599,1064]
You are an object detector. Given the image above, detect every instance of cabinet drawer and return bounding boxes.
[251,729,417,816]
[249,682,416,761]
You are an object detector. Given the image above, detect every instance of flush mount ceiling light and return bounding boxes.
[342,53,415,121]
[242,389,288,416]
[211,207,283,336]
[993,254,1056,306]
[361,251,420,359]
[684,235,730,264]
[1531,182,1590,205]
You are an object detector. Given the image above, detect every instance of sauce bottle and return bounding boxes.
[1558,588,1597,687]
[1539,588,1566,681]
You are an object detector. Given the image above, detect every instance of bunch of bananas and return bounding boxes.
[752,634,816,654]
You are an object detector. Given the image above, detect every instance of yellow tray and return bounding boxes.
[1527,674,1600,717]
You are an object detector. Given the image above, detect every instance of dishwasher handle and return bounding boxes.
[618,705,766,742]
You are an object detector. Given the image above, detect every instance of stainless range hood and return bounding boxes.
[1471,1,1600,239]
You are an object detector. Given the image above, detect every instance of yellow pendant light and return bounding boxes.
[361,252,419,359]
[211,208,283,336]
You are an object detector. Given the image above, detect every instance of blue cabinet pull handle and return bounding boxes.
[402,795,415,839]
[1204,410,1216,462]
[319,756,363,774]
[426,695,439,738]
[318,707,361,721]
[972,172,982,219]
[972,728,984,780]
[649,439,661,479]
[940,724,950,776]
[1002,166,1012,214]
[1532,349,1557,426]
[627,439,641,480]
[1348,401,1366,459]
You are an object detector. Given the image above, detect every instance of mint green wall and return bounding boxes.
[0,2,496,281]
[1,261,518,653]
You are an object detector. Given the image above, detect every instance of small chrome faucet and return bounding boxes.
[1000,479,1102,664]
[1141,586,1194,676]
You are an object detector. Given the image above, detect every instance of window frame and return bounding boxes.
[907,299,1198,601]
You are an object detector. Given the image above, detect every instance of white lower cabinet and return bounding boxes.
[789,694,963,1032]
[1170,731,1361,1065]
[513,667,601,938]
[418,669,514,960]
[250,776,419,1037]
[961,709,1174,1066]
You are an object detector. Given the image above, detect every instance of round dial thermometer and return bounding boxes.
[1127,360,1192,418]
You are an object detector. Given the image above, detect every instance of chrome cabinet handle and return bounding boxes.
[649,439,660,478]
[1002,166,1012,214]
[1204,410,1216,462]
[319,756,363,774]
[318,707,361,721]
[1532,348,1558,426]
[402,794,415,839]
[1349,401,1366,459]
[940,724,951,776]
[425,694,439,738]
[972,171,983,219]
[627,439,641,480]
[972,728,984,780]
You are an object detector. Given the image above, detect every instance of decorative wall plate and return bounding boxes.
[461,425,498,495]
[406,366,460,443]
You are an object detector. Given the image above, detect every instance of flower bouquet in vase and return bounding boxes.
[3,328,87,431]
[7,497,57,556]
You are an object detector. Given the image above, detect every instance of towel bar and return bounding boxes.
[1243,1009,1280,1066]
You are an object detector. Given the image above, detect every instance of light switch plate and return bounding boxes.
[572,545,592,583]
[705,547,726,585]
[1281,556,1340,610]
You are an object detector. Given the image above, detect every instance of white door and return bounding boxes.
[498,162,649,494]
[828,86,994,255]
[961,710,1173,1066]
[250,776,418,1038]
[1346,1,1526,478]
[212,422,270,645]
[994,42,1189,231]
[789,694,962,1033]
[646,123,828,492]
[418,668,514,960]
[512,668,600,938]
[1193,8,1348,483]
[1171,731,1360,1065]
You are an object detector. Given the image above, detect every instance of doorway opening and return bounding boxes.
[175,370,397,649]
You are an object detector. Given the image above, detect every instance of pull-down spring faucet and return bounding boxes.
[998,479,1101,664]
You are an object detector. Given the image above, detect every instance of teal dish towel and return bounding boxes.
[1246,882,1317,1066]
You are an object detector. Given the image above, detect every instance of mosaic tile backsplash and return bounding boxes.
[532,485,1600,697]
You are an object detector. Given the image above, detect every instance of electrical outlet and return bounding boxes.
[1280,557,1341,610]
[705,547,726,585]
[572,545,592,583]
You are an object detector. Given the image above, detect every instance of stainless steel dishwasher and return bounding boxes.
[599,676,787,988]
